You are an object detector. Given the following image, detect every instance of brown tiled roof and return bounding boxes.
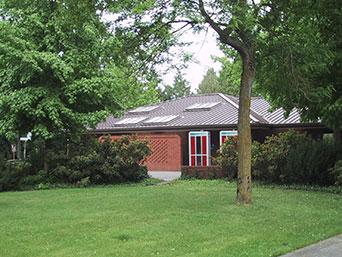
[94,93,304,131]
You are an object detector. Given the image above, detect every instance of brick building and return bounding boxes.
[92,94,329,171]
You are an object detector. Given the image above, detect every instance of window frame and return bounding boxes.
[188,131,211,167]
[219,130,238,146]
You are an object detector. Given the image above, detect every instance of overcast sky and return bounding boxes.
[102,13,224,92]
[161,28,224,92]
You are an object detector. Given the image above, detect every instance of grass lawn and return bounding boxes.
[0,180,341,257]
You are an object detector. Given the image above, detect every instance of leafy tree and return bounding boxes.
[158,72,191,101]
[197,68,220,94]
[198,50,260,96]
[256,0,342,143]
[111,0,263,203]
[105,0,341,203]
[198,59,242,96]
[217,55,243,96]
[0,0,159,141]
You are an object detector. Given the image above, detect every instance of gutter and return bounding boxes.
[89,122,327,135]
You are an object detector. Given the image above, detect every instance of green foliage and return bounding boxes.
[217,130,342,186]
[252,131,310,183]
[0,137,11,160]
[158,72,191,101]
[252,131,341,186]
[197,68,221,94]
[215,140,238,179]
[216,57,241,96]
[283,139,340,185]
[329,160,342,186]
[46,136,151,185]
[0,136,151,191]
[0,160,32,191]
[256,0,342,131]
[0,0,161,140]
[66,136,150,184]
[197,52,261,96]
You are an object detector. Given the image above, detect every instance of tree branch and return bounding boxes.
[197,0,246,56]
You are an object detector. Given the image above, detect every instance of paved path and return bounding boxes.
[280,234,342,257]
[148,171,181,181]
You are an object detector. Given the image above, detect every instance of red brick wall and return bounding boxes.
[106,133,182,171]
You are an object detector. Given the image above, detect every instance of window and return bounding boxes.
[189,131,210,166]
[115,117,147,125]
[128,105,159,114]
[185,102,220,111]
[143,115,178,124]
[220,131,238,145]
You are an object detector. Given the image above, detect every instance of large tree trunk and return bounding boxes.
[236,53,255,204]
[197,0,255,204]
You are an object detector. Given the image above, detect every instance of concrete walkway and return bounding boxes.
[148,171,181,181]
[280,234,342,257]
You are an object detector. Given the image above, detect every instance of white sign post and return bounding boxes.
[20,132,32,159]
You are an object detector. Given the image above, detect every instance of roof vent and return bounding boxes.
[143,115,178,124]
[185,102,220,111]
[128,105,159,114]
[115,117,147,125]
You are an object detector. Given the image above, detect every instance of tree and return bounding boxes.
[197,0,257,204]
[0,0,159,141]
[256,0,342,143]
[158,72,191,101]
[112,0,261,204]
[197,68,220,94]
[216,56,243,96]
[198,58,243,96]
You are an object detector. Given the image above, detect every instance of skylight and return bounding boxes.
[115,117,147,125]
[143,115,178,124]
[128,105,159,114]
[185,102,220,111]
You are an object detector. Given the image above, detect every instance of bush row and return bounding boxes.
[0,136,150,191]
[216,130,342,186]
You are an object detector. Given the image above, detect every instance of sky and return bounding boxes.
[102,13,224,92]
[161,28,224,92]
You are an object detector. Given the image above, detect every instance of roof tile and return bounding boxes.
[95,93,303,131]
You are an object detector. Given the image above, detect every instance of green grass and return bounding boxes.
[0,180,341,257]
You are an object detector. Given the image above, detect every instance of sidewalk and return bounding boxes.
[280,234,342,257]
[148,171,181,181]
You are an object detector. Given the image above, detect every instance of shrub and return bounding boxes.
[283,139,341,186]
[215,142,238,179]
[181,166,225,179]
[50,136,150,185]
[252,130,310,183]
[252,131,341,185]
[216,130,342,186]
[0,135,151,191]
[329,160,342,186]
[0,160,32,191]
[50,165,84,184]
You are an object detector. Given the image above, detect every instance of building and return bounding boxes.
[92,93,328,171]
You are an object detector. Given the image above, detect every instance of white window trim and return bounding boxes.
[188,131,211,167]
[220,130,238,146]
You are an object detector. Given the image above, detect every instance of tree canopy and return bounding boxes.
[110,0,342,202]
[0,0,159,140]
[197,68,220,94]
[158,72,191,101]
[256,0,342,140]
[197,55,245,96]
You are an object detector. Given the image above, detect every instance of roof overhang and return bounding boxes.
[90,122,327,135]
